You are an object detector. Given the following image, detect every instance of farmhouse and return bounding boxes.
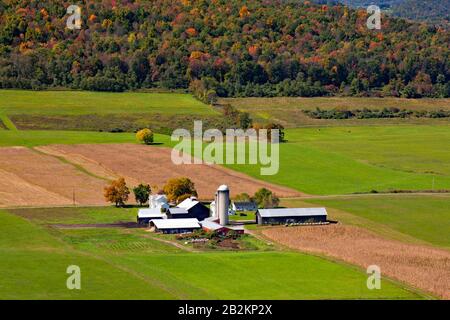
[149,218,201,234]
[233,201,257,212]
[256,208,328,225]
[149,194,170,210]
[137,208,166,225]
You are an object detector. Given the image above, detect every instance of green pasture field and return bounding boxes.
[0,90,220,133]
[302,194,450,248]
[223,125,450,195]
[0,130,135,147]
[0,130,173,147]
[10,206,139,225]
[0,90,216,116]
[0,208,424,299]
[221,97,450,127]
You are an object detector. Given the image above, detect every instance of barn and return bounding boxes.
[174,197,210,221]
[137,208,166,225]
[256,208,328,225]
[167,207,191,219]
[150,218,201,234]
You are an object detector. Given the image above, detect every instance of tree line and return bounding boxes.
[303,107,450,119]
[0,0,448,98]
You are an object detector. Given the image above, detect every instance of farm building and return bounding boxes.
[200,219,245,235]
[210,200,235,216]
[256,208,328,225]
[167,207,190,219]
[148,194,169,210]
[233,201,257,212]
[174,197,210,221]
[149,218,201,234]
[137,208,166,225]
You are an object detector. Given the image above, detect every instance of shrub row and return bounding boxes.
[303,107,450,119]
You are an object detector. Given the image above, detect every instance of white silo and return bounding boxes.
[217,185,230,226]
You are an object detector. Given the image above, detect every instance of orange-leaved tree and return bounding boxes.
[163,177,197,204]
[104,177,130,207]
[136,128,154,145]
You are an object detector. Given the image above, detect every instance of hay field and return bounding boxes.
[221,97,450,127]
[262,224,450,299]
[38,143,301,199]
[0,144,300,207]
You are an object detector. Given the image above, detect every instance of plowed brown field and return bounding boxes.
[0,147,106,207]
[0,144,300,207]
[39,144,301,199]
[262,225,450,299]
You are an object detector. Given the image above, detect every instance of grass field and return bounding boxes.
[0,208,424,299]
[11,206,139,225]
[0,90,220,134]
[221,97,450,127]
[0,130,138,147]
[224,125,450,194]
[0,90,216,116]
[302,194,450,248]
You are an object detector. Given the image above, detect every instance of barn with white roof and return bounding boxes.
[172,197,210,221]
[137,208,166,225]
[149,218,201,234]
[256,208,328,225]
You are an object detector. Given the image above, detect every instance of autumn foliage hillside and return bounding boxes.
[0,0,448,99]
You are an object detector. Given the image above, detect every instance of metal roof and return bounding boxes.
[200,220,245,232]
[200,220,225,231]
[138,208,166,218]
[234,201,256,206]
[228,225,245,231]
[168,207,189,214]
[177,197,199,210]
[151,218,201,229]
[257,208,327,218]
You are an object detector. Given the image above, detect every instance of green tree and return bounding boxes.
[133,183,151,206]
[254,188,279,209]
[234,193,251,202]
[239,112,253,129]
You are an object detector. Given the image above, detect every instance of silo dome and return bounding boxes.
[217,185,229,191]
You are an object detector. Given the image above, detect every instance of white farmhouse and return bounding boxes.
[149,194,169,210]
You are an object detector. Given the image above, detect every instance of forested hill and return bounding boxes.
[0,0,449,99]
[391,0,450,27]
[336,0,450,28]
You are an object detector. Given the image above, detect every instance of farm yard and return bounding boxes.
[0,89,449,300]
[0,207,424,299]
